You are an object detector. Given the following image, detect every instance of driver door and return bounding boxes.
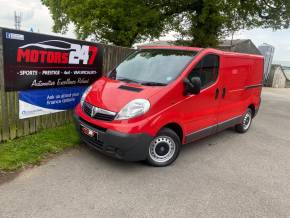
[182,54,222,143]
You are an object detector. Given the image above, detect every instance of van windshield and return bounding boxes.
[109,49,197,86]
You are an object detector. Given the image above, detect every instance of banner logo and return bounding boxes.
[17,40,98,65]
[6,32,24,40]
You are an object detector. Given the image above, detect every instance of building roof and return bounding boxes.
[140,40,175,46]
[270,64,283,77]
[282,66,290,80]
[271,65,290,81]
[219,39,261,55]
[140,39,250,47]
[271,64,282,69]
[218,39,249,48]
[138,39,261,55]
[138,45,202,52]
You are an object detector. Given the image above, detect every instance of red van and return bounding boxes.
[74,46,263,167]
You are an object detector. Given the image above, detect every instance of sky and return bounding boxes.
[0,0,290,64]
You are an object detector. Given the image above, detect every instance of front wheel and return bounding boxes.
[147,128,181,167]
[235,108,253,133]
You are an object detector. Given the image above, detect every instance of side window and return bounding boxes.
[188,54,220,89]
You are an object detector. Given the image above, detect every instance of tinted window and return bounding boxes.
[188,54,219,88]
[109,50,197,85]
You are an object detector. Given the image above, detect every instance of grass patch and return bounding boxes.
[0,123,80,172]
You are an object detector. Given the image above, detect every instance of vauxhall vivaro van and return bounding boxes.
[74,46,263,167]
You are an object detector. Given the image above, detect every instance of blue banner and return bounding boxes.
[19,86,87,119]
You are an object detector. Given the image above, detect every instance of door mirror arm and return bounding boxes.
[184,77,201,95]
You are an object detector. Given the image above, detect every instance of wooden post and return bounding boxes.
[0,28,10,141]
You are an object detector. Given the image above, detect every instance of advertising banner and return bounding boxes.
[19,86,88,119]
[2,28,103,91]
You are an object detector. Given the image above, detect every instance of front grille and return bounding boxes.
[83,102,93,115]
[79,117,107,132]
[82,102,116,121]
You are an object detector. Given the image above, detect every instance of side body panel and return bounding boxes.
[218,56,251,125]
[243,57,264,113]
[217,55,263,131]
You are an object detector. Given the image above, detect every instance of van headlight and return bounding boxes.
[115,99,150,120]
[80,85,92,106]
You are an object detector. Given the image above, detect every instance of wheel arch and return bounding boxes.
[161,122,184,143]
[248,104,256,117]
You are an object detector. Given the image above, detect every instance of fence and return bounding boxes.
[0,28,134,142]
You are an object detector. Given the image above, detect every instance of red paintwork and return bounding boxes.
[85,77,163,112]
[75,46,264,144]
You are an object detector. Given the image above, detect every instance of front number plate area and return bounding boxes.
[81,125,98,139]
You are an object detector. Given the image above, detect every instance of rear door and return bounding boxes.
[183,54,222,143]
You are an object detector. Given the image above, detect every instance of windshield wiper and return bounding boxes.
[117,77,166,86]
[140,82,167,86]
[117,77,139,84]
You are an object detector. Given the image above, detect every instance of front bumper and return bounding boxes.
[74,114,153,161]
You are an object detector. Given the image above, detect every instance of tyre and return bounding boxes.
[147,128,181,167]
[235,108,253,133]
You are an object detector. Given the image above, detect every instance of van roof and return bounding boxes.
[139,46,264,59]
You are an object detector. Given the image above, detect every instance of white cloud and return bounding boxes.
[0,0,75,38]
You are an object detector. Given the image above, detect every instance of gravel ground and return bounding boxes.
[0,88,290,218]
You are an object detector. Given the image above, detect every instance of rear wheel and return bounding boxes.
[147,128,181,167]
[235,108,253,133]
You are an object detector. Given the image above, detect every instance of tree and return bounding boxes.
[42,0,290,47]
[166,0,225,47]
[164,0,290,47]
[41,0,165,47]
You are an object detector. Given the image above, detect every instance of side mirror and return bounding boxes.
[184,77,201,95]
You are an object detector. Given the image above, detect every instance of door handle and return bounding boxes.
[222,88,226,99]
[215,88,219,100]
